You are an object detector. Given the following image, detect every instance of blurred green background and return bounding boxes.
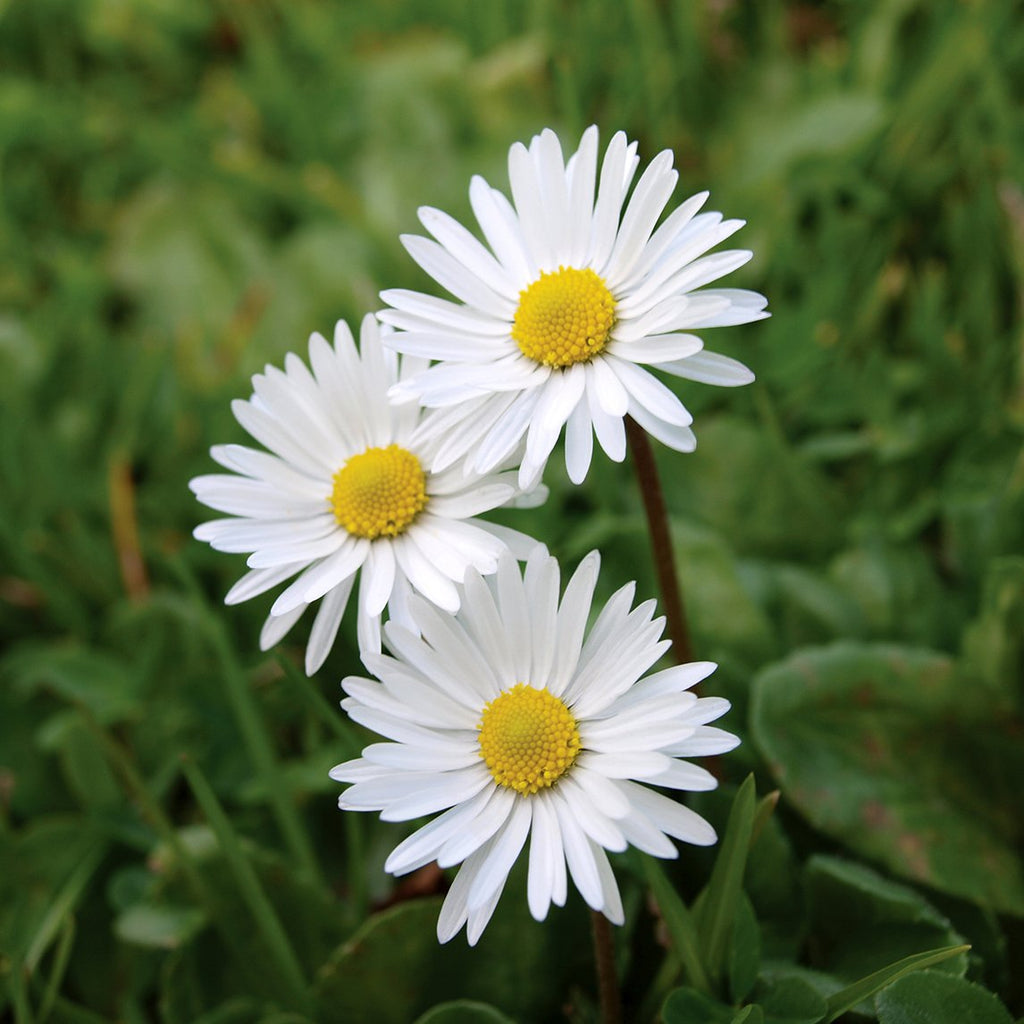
[1,1,1022,1022]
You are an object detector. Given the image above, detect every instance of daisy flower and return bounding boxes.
[330,546,738,945]
[190,315,540,671]
[380,125,769,489]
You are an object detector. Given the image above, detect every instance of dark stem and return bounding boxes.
[590,910,622,1024]
[625,416,694,665]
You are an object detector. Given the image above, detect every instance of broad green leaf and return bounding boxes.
[875,971,1014,1024]
[749,970,829,1024]
[732,1006,765,1024]
[824,945,969,1022]
[751,642,1024,913]
[413,1001,517,1024]
[314,864,590,1024]
[804,856,967,986]
[662,986,736,1024]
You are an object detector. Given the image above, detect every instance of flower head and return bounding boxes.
[190,315,540,671]
[381,126,769,488]
[331,546,738,944]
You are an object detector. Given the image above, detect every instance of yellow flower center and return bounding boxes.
[329,444,428,540]
[478,683,581,795]
[512,266,616,368]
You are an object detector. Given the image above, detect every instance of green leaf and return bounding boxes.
[751,642,1024,913]
[696,774,757,986]
[961,557,1024,702]
[314,866,591,1024]
[114,902,207,950]
[875,971,1014,1024]
[731,1006,765,1024]
[728,895,761,1004]
[413,1000,517,1024]
[753,971,829,1024]
[804,856,967,986]
[824,945,970,1022]
[662,986,736,1024]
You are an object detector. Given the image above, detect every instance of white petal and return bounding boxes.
[385,786,495,875]
[549,550,600,697]
[380,288,513,336]
[607,332,703,365]
[401,234,515,319]
[391,534,460,612]
[305,577,354,674]
[224,563,303,605]
[418,206,518,301]
[655,349,754,386]
[527,793,565,921]
[566,125,599,266]
[468,175,535,284]
[259,603,305,650]
[508,139,555,271]
[626,396,698,453]
[564,398,594,485]
[587,357,630,416]
[523,365,586,473]
[608,357,691,426]
[438,786,517,868]
[550,790,604,910]
[246,530,345,569]
[588,131,631,274]
[270,538,369,614]
[604,149,677,289]
[359,542,396,617]
[466,798,532,911]
[586,372,626,463]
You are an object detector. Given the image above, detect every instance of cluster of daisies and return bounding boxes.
[191,127,767,944]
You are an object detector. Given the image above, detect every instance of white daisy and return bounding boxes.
[190,315,541,671]
[380,125,769,489]
[330,545,738,945]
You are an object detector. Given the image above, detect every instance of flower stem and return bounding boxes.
[590,910,622,1024]
[625,416,694,664]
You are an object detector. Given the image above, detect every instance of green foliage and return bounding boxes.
[1,0,1022,1021]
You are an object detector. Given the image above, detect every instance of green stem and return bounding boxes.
[590,910,622,1024]
[625,417,694,664]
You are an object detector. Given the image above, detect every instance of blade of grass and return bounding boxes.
[180,755,311,1016]
[9,955,35,1024]
[273,655,369,917]
[642,855,712,996]
[696,774,757,986]
[24,840,104,972]
[88,718,274,1000]
[170,558,322,886]
[36,914,74,1024]
[823,944,970,1022]
[273,653,363,758]
[207,616,322,886]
